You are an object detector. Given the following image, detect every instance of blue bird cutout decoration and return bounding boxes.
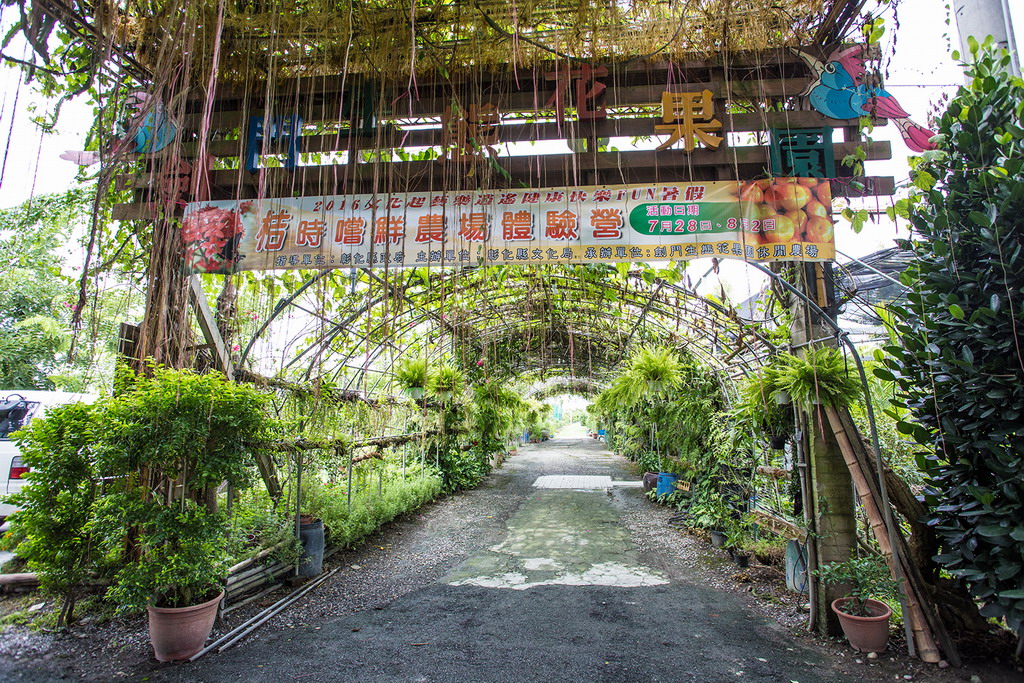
[795,46,936,153]
[61,91,177,166]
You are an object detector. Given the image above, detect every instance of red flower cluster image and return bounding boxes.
[182,203,251,273]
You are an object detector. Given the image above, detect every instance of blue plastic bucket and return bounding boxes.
[656,472,678,497]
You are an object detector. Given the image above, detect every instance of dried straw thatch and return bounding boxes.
[82,0,847,84]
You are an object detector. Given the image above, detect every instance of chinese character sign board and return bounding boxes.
[769,127,836,178]
[182,180,835,273]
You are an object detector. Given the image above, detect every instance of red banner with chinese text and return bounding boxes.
[181,180,834,274]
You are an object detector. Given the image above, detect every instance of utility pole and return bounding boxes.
[788,262,855,636]
[953,0,1020,76]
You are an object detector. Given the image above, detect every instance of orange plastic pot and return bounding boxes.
[147,591,224,661]
[831,597,891,653]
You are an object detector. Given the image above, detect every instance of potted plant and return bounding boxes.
[629,345,683,396]
[724,528,751,566]
[776,348,862,410]
[94,366,274,661]
[734,362,793,447]
[395,358,430,399]
[98,497,230,661]
[815,555,902,653]
[430,364,465,402]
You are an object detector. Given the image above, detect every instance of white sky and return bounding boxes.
[0,0,1020,296]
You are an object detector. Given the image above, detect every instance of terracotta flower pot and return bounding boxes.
[831,597,892,653]
[147,591,224,662]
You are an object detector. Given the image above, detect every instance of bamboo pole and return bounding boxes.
[826,406,943,664]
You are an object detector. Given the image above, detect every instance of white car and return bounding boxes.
[0,391,97,521]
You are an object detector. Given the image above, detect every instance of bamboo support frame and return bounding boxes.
[825,405,958,666]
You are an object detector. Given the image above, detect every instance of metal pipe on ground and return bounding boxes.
[189,566,342,661]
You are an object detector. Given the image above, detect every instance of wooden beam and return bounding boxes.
[194,49,823,104]
[177,111,884,159]
[188,276,233,380]
[112,175,896,220]
[118,140,891,192]
[182,78,816,129]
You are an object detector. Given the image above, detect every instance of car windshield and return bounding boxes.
[0,396,41,439]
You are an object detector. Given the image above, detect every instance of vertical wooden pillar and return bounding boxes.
[789,263,855,636]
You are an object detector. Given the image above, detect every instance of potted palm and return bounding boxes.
[815,555,901,653]
[395,358,430,399]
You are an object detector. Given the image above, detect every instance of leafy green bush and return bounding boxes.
[6,403,99,625]
[302,471,441,548]
[8,365,278,614]
[100,365,273,492]
[436,443,491,492]
[472,381,527,447]
[880,42,1024,633]
[226,488,302,567]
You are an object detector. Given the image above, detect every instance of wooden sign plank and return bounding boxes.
[179,111,882,159]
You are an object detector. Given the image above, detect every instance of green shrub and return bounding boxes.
[880,42,1024,633]
[302,471,442,548]
[94,495,231,612]
[6,402,99,626]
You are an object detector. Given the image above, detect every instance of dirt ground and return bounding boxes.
[0,437,1020,682]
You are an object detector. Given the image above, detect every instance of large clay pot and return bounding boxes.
[831,597,892,653]
[147,591,224,662]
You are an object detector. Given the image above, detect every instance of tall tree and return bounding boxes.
[0,186,129,390]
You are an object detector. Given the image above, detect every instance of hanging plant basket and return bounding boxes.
[769,434,787,450]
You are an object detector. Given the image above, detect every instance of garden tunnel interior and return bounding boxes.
[233,262,787,399]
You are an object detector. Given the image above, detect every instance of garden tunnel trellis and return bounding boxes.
[237,265,781,395]
[5,0,969,666]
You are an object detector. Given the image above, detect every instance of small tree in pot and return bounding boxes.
[816,555,902,653]
[94,365,275,661]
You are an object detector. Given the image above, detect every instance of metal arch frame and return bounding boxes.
[522,376,607,399]
[319,291,761,391]
[238,263,784,396]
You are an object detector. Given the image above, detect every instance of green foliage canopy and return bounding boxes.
[880,42,1024,633]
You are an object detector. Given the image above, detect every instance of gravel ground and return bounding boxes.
[0,436,1020,682]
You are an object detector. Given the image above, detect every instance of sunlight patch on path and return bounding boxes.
[446,489,667,590]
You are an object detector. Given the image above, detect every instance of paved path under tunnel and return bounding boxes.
[157,434,851,683]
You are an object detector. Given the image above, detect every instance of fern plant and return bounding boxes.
[777,348,862,410]
[394,358,430,394]
[430,364,465,400]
